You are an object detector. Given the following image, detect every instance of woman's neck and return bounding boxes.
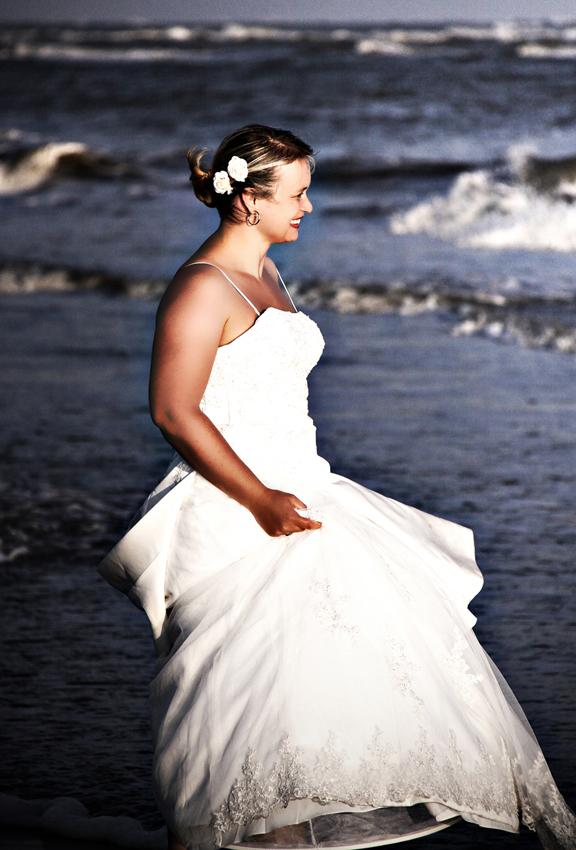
[199,219,271,279]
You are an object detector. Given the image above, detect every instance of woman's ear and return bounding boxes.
[241,189,258,211]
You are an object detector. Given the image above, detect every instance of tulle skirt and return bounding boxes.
[130,451,576,850]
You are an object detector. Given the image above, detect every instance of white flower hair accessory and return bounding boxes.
[213,171,233,195]
[227,156,248,182]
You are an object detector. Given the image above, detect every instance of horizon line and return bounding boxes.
[2,16,576,27]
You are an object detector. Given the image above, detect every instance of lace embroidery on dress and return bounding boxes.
[213,738,311,837]
[515,752,576,846]
[310,573,359,640]
[211,725,521,842]
[376,623,424,714]
[445,627,483,704]
[385,635,425,713]
[201,312,324,452]
[360,725,517,815]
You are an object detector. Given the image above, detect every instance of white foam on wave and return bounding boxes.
[5,21,576,62]
[213,23,302,42]
[355,24,499,55]
[517,43,576,59]
[390,169,576,252]
[490,21,576,43]
[354,22,576,56]
[2,261,575,356]
[355,21,576,47]
[59,26,196,43]
[10,43,207,61]
[451,311,576,353]
[0,140,137,194]
[293,280,576,355]
[0,793,166,849]
[0,263,166,296]
[0,142,86,193]
[356,37,414,56]
[355,25,470,55]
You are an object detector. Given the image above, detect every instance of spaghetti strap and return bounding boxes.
[185,261,260,316]
[277,270,298,313]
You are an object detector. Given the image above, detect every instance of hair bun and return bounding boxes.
[187,148,216,207]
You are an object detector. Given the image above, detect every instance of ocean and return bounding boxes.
[0,21,575,849]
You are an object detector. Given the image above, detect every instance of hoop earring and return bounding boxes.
[246,210,260,227]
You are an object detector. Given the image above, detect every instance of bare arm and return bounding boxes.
[149,267,321,537]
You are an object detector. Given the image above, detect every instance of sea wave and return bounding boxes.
[0,792,166,849]
[0,130,493,195]
[6,44,221,62]
[0,263,165,296]
[517,42,576,59]
[356,21,576,50]
[3,262,575,355]
[0,23,336,61]
[390,148,576,252]
[292,280,576,354]
[0,138,139,194]
[3,22,576,62]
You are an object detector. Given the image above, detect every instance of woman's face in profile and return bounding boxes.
[250,158,313,244]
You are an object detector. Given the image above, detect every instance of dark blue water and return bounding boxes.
[3,22,576,348]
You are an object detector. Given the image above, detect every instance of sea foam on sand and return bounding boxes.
[0,793,166,849]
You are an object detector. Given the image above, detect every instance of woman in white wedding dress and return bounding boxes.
[98,125,576,850]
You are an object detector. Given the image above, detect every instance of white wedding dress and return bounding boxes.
[99,267,576,850]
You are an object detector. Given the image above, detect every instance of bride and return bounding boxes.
[98,125,576,850]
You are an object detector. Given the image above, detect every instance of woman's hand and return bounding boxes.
[250,488,322,537]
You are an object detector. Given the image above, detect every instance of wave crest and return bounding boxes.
[390,158,576,252]
[4,22,576,62]
[0,141,138,194]
[0,263,165,296]
[2,263,576,356]
[292,280,576,354]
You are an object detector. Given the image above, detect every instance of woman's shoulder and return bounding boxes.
[172,257,229,287]
[156,262,233,334]
[159,259,236,316]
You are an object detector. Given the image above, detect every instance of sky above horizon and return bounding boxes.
[2,0,576,24]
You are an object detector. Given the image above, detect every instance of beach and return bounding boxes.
[1,294,574,848]
[1,20,576,849]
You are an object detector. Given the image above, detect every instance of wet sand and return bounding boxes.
[0,827,117,850]
[0,293,574,849]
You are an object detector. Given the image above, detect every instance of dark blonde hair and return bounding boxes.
[188,124,314,222]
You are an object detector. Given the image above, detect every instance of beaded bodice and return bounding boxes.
[200,309,324,459]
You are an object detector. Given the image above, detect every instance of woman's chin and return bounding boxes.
[273,230,299,245]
